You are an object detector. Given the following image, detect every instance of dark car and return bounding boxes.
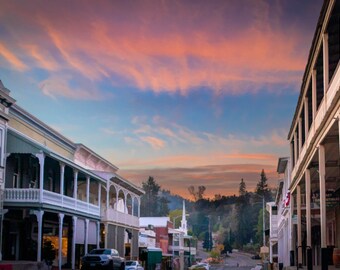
[81,248,125,270]
[251,254,261,260]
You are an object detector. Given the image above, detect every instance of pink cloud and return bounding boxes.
[141,136,165,150]
[0,1,314,96]
[0,42,27,71]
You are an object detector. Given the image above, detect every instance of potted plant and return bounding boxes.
[42,239,56,270]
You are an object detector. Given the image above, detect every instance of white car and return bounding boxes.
[251,264,263,270]
[189,263,210,270]
[125,260,144,270]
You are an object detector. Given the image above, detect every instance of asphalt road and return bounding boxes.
[196,241,261,270]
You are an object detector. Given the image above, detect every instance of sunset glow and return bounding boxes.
[0,0,323,198]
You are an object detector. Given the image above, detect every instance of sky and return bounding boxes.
[0,0,323,199]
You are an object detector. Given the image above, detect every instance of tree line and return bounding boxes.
[139,169,274,253]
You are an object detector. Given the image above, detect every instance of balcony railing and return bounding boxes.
[4,188,100,217]
[291,65,340,180]
[101,208,139,227]
[270,215,278,238]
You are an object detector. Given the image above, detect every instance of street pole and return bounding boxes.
[208,216,211,251]
[263,196,265,247]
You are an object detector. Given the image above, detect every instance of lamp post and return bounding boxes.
[208,215,211,251]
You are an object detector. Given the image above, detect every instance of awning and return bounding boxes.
[7,129,50,155]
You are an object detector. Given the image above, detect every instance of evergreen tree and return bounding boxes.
[255,169,271,200]
[235,178,252,247]
[140,176,169,216]
[239,178,246,196]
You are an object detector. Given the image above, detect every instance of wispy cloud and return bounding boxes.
[141,136,165,150]
[0,0,317,96]
[0,42,27,71]
[38,76,112,100]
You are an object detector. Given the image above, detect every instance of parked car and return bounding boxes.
[125,260,144,270]
[81,248,125,270]
[189,263,210,270]
[251,263,263,270]
[251,254,261,260]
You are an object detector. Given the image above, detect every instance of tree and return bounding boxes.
[188,185,206,201]
[203,231,213,251]
[255,169,271,200]
[140,176,169,216]
[235,178,252,247]
[239,178,246,196]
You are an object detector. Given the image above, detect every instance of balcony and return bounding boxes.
[292,65,340,180]
[101,208,139,227]
[4,188,100,217]
[270,215,278,238]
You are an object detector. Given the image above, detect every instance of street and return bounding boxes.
[196,242,260,270]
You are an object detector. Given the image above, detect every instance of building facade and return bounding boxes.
[267,1,340,270]
[0,81,143,269]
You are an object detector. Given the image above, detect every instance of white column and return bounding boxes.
[106,181,110,209]
[305,169,312,247]
[34,210,44,262]
[58,213,64,270]
[312,70,317,119]
[98,183,101,207]
[318,144,327,248]
[104,223,108,248]
[116,191,119,210]
[138,198,141,218]
[86,176,90,204]
[97,221,100,249]
[323,33,329,92]
[304,98,309,139]
[132,197,135,216]
[73,170,78,200]
[290,140,295,167]
[36,153,45,203]
[297,185,302,265]
[72,216,77,270]
[59,163,65,202]
[298,118,303,151]
[85,219,89,254]
[289,192,294,253]
[124,192,127,213]
[294,132,298,165]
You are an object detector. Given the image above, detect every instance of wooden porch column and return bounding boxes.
[98,183,101,207]
[305,169,312,248]
[58,213,64,270]
[323,33,329,92]
[319,144,328,270]
[138,198,141,218]
[97,221,100,249]
[33,210,44,262]
[297,185,302,266]
[312,70,317,120]
[36,153,45,203]
[106,181,110,210]
[104,223,108,248]
[59,162,65,203]
[72,216,77,270]
[304,98,309,138]
[294,132,298,165]
[298,118,303,152]
[85,219,89,255]
[86,176,90,204]
[73,170,78,201]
